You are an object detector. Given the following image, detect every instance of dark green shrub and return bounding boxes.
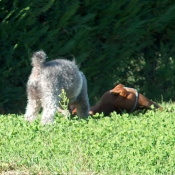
[1,0,175,113]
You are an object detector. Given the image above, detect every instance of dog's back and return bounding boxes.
[90,84,162,115]
[90,91,121,115]
[111,84,162,112]
[31,51,83,101]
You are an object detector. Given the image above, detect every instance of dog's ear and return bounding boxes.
[110,87,120,94]
[119,88,127,97]
[110,84,125,94]
[116,84,125,88]
[110,85,127,98]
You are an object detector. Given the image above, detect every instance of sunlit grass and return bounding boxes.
[0,103,175,174]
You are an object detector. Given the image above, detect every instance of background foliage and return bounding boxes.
[1,0,175,114]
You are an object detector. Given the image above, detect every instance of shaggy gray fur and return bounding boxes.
[25,50,90,124]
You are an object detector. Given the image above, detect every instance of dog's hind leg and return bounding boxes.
[25,85,41,122]
[138,94,162,111]
[41,96,58,124]
[25,99,41,122]
[40,90,59,124]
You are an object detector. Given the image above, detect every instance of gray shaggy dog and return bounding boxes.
[25,50,90,124]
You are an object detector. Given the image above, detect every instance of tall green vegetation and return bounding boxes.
[1,0,175,113]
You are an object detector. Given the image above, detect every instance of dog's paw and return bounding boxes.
[24,114,36,122]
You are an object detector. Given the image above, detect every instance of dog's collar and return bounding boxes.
[125,87,139,113]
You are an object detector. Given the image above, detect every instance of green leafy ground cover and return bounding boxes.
[0,103,175,174]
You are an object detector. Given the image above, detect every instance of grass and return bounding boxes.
[0,103,175,174]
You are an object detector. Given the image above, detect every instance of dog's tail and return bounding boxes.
[31,50,47,67]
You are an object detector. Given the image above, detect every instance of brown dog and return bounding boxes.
[89,84,162,115]
[62,84,162,116]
